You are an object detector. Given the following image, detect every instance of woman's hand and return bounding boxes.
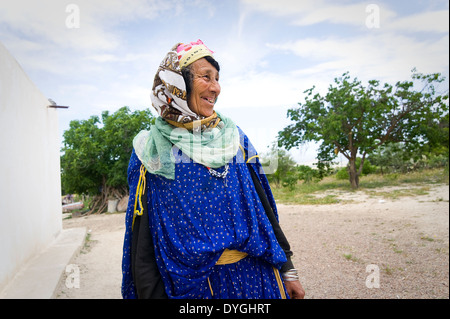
[284,280,305,299]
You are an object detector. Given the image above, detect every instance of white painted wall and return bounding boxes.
[0,42,62,290]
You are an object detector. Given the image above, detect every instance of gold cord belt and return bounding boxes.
[215,249,248,265]
[208,249,286,299]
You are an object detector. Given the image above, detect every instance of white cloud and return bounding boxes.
[388,10,449,33]
[241,0,448,34]
[238,0,448,99]
[0,0,179,52]
[241,0,396,28]
[267,31,449,84]
[0,1,116,51]
[293,2,393,27]
[220,72,290,108]
[86,52,157,64]
[240,0,316,18]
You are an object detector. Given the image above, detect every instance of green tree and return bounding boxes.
[369,143,410,174]
[261,143,298,188]
[61,106,154,213]
[278,70,448,188]
[297,165,320,184]
[418,112,449,157]
[336,157,376,180]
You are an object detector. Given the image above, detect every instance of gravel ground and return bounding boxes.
[55,184,449,299]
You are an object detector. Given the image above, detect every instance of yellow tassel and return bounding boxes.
[239,144,246,162]
[273,267,287,299]
[246,155,259,163]
[132,164,147,230]
[207,278,214,297]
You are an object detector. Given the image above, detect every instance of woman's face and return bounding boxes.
[187,58,221,117]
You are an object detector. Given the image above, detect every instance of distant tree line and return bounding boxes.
[262,141,448,190]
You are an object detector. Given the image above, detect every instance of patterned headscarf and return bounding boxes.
[134,40,240,180]
[151,40,220,131]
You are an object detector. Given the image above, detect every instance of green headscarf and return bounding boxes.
[133,111,239,180]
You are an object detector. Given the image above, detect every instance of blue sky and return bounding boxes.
[1,0,448,164]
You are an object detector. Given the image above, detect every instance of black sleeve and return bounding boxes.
[247,164,295,273]
[131,185,168,299]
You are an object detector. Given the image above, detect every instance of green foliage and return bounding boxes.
[261,142,329,189]
[271,168,448,205]
[61,115,103,195]
[335,167,349,180]
[101,107,154,187]
[297,165,317,183]
[281,171,299,190]
[336,158,376,180]
[278,69,449,188]
[261,143,298,188]
[61,106,154,196]
[369,142,449,174]
[369,142,407,174]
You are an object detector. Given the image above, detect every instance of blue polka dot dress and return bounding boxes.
[122,127,289,299]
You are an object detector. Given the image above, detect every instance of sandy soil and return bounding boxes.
[55,184,449,299]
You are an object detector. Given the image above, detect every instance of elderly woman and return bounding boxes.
[121,40,305,299]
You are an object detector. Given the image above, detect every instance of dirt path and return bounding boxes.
[55,184,449,299]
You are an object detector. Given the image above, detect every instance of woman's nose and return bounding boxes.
[210,80,221,95]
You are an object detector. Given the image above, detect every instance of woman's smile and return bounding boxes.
[202,96,215,105]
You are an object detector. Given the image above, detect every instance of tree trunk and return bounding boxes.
[348,157,359,189]
[86,180,128,214]
[347,133,360,189]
